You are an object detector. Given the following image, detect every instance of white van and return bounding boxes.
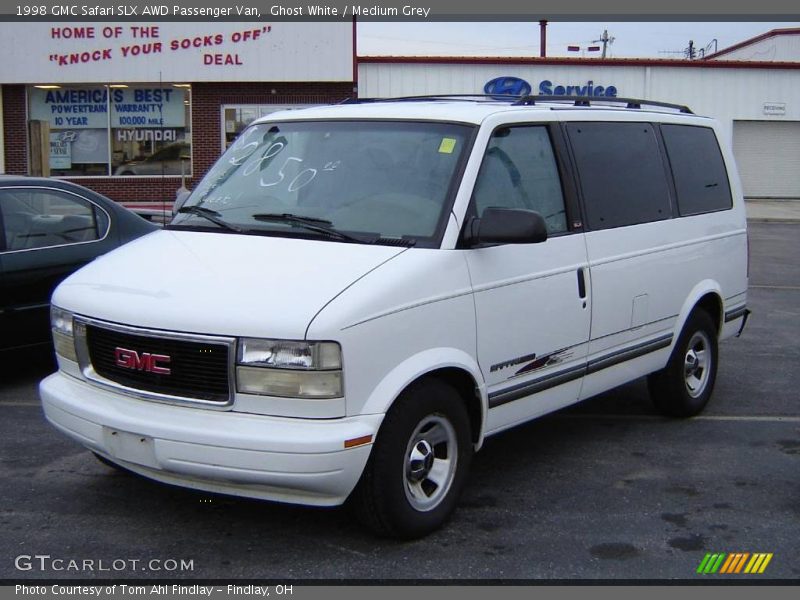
[41,97,749,538]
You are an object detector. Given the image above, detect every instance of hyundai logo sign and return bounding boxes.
[483,77,532,96]
[484,77,618,98]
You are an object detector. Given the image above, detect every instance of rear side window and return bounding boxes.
[567,122,672,230]
[661,125,733,216]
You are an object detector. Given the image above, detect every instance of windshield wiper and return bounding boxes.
[251,213,368,243]
[175,205,242,233]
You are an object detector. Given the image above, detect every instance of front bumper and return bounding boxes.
[40,372,382,506]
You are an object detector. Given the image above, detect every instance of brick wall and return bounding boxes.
[2,81,354,203]
[2,85,28,175]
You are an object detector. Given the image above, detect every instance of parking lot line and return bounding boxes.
[556,413,800,422]
[749,284,800,290]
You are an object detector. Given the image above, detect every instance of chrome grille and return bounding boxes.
[84,324,231,403]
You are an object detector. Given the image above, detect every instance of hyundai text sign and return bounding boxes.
[484,77,618,98]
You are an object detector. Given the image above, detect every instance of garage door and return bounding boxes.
[732,121,800,198]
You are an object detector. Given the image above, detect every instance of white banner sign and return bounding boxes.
[29,87,186,129]
[49,133,72,169]
[0,22,353,83]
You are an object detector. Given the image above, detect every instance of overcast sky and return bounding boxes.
[358,22,800,58]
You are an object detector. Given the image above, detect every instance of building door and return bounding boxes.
[733,120,800,198]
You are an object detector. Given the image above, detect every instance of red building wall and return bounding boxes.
[2,85,28,176]
[2,81,353,202]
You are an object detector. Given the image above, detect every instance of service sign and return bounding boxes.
[483,76,618,98]
[0,22,353,83]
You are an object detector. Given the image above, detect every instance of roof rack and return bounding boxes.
[513,95,694,114]
[340,94,522,104]
[338,94,694,114]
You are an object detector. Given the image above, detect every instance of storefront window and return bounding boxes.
[222,104,315,150]
[28,84,191,177]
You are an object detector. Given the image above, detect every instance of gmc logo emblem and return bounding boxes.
[114,347,171,375]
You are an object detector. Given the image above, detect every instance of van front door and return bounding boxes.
[463,124,590,435]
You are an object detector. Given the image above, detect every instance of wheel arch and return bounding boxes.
[675,280,724,344]
[359,349,488,449]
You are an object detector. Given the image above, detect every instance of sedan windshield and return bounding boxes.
[171,120,473,246]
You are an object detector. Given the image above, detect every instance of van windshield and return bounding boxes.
[172,120,474,246]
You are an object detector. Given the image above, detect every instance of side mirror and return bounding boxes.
[466,207,548,246]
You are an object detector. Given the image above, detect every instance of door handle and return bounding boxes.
[576,268,587,299]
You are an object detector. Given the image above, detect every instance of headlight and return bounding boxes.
[239,339,341,370]
[51,306,77,362]
[236,338,343,398]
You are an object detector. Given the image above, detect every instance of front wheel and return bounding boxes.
[648,309,719,417]
[350,378,473,539]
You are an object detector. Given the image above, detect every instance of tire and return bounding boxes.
[350,377,473,539]
[648,309,719,418]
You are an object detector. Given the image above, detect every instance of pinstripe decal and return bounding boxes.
[488,333,673,409]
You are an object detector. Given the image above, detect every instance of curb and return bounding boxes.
[747,218,800,224]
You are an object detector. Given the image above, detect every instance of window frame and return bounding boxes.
[657,123,733,217]
[563,120,678,232]
[0,186,112,255]
[460,122,583,245]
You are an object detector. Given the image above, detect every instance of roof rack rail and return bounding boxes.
[513,95,693,114]
[340,94,523,104]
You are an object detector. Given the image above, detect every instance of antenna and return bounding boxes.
[592,29,615,58]
[159,70,167,226]
[660,38,716,60]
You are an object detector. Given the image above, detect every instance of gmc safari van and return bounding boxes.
[41,96,749,538]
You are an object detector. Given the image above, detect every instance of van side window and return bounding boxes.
[661,125,733,216]
[472,126,567,235]
[567,122,672,230]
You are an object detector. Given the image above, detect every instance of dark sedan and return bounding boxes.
[0,177,156,352]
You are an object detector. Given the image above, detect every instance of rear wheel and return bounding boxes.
[648,309,719,417]
[351,378,473,539]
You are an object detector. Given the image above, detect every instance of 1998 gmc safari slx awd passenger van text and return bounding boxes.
[41,96,749,538]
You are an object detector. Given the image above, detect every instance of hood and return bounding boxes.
[53,230,406,339]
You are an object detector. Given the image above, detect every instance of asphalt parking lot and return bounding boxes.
[1,221,798,582]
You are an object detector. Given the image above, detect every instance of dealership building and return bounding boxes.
[0,22,354,201]
[0,24,798,201]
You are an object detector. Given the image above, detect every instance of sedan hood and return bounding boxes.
[53,230,406,339]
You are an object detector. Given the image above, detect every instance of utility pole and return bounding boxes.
[539,20,547,58]
[593,29,614,58]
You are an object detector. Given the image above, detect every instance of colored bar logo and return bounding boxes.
[697,552,773,574]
